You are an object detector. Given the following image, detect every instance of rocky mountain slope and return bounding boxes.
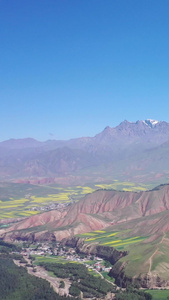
[1,119,169,184]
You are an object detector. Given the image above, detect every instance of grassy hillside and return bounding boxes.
[78,230,147,250]
[76,213,169,286]
[146,289,169,299]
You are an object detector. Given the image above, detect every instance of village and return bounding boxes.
[21,242,112,275]
[29,201,71,212]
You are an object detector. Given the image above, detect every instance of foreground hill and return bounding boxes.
[2,184,169,287]
[1,119,169,184]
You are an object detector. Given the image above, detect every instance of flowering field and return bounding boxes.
[0,180,151,219]
[78,230,147,250]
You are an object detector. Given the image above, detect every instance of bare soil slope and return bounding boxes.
[2,184,169,242]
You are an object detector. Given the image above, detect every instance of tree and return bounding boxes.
[59,281,65,289]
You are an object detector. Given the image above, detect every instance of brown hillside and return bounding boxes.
[2,184,169,242]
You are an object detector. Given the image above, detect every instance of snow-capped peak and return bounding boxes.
[143,119,159,128]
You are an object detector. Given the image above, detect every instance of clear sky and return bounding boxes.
[1,0,169,141]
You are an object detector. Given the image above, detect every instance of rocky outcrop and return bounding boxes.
[1,230,57,243]
[78,244,127,265]
[109,261,169,288]
[63,237,128,265]
[139,274,169,289]
[109,261,131,288]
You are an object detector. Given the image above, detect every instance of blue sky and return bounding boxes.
[1,0,169,141]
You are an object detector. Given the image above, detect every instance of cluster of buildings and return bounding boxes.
[29,202,70,212]
[21,242,112,274]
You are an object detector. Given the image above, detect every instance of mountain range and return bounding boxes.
[1,119,169,185]
[1,119,169,287]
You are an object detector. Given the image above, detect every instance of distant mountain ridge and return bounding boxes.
[1,119,169,184]
[1,119,169,151]
[1,119,168,146]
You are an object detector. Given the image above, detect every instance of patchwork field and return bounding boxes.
[33,255,101,278]
[0,180,151,220]
[77,228,169,281]
[34,255,68,265]
[0,183,95,219]
[95,181,149,192]
[78,230,147,250]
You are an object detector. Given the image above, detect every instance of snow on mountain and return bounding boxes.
[143,119,159,128]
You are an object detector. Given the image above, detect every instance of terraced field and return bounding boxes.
[78,230,147,250]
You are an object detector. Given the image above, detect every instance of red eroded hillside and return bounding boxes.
[2,184,169,242]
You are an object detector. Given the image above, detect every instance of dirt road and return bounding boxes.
[13,257,71,296]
